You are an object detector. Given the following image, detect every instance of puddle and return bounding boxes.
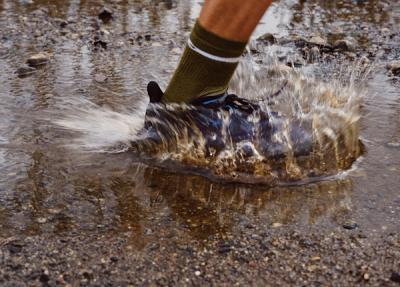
[0,0,399,243]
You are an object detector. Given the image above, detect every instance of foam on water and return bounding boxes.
[53,50,368,183]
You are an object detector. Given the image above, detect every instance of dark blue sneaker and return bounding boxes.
[133,81,313,159]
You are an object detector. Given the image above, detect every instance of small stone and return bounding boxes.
[100,28,110,36]
[55,18,68,28]
[308,35,328,47]
[272,223,283,228]
[27,52,49,67]
[360,56,370,65]
[307,265,318,272]
[258,33,276,45]
[98,8,113,23]
[390,272,400,283]
[217,243,232,254]
[343,221,358,230]
[37,217,47,224]
[16,65,36,77]
[39,273,50,283]
[94,73,107,83]
[363,273,370,280]
[387,61,400,76]
[334,39,355,52]
[8,242,23,254]
[93,40,108,49]
[194,271,201,276]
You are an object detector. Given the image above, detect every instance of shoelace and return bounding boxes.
[191,93,259,114]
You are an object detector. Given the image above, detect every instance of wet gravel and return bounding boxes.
[1,229,399,286]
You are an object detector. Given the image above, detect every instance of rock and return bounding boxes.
[343,221,358,230]
[359,56,370,66]
[387,61,400,76]
[291,35,308,47]
[333,39,355,52]
[272,223,283,228]
[94,73,107,83]
[308,35,328,47]
[37,217,47,224]
[258,33,276,45]
[39,273,50,283]
[98,8,113,23]
[7,242,23,254]
[54,18,68,28]
[26,53,49,67]
[93,40,108,49]
[390,272,400,283]
[217,243,232,254]
[16,65,36,77]
[194,271,201,276]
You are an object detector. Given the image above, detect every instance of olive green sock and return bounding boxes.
[163,21,247,103]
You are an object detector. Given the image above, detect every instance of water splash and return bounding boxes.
[53,51,367,184]
[53,98,147,153]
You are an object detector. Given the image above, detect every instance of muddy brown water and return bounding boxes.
[0,0,399,246]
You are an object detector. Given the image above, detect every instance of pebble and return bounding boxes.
[16,65,36,77]
[94,73,108,83]
[272,223,283,228]
[342,221,358,230]
[390,272,400,283]
[54,18,68,28]
[217,243,232,254]
[308,35,328,47]
[7,242,23,254]
[194,271,201,276]
[258,33,276,45]
[333,39,355,52]
[27,52,49,67]
[387,60,400,76]
[98,8,113,23]
[37,217,47,224]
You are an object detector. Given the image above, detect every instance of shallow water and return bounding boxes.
[0,0,399,242]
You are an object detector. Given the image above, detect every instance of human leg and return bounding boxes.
[161,0,273,103]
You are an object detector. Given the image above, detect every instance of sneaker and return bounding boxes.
[134,81,313,159]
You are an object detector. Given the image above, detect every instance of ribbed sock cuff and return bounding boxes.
[162,21,247,103]
[191,21,247,59]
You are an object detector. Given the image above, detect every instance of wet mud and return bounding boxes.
[0,0,399,286]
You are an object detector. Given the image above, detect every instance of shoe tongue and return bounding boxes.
[147,81,164,103]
